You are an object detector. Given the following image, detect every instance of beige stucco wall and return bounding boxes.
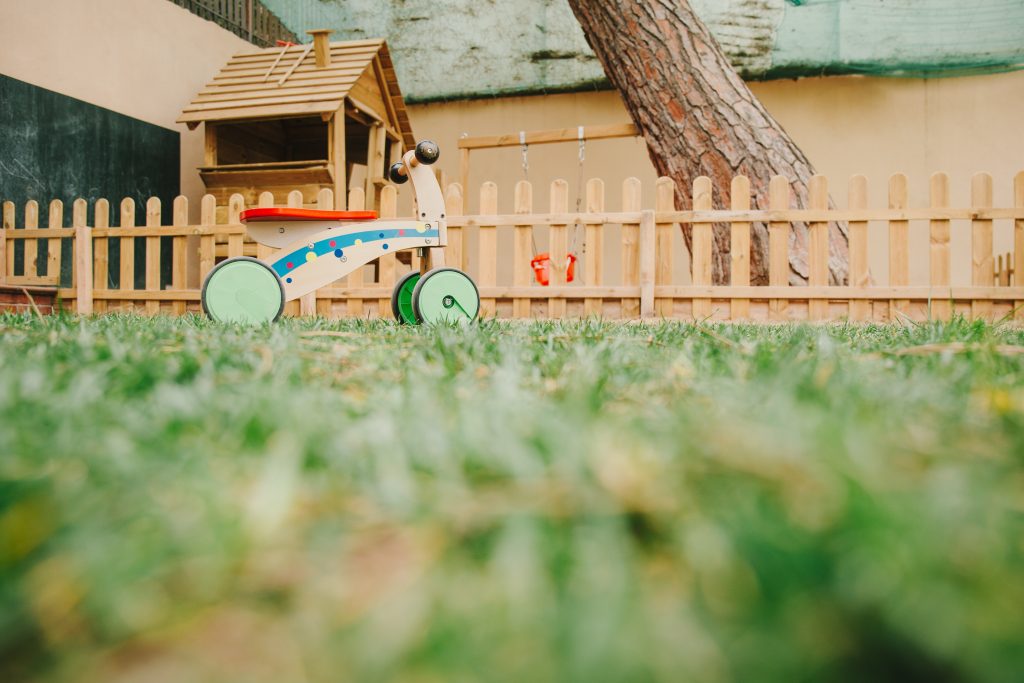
[408,70,1024,286]
[0,0,250,219]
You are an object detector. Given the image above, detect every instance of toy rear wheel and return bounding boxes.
[412,267,480,324]
[391,270,421,324]
[201,256,284,324]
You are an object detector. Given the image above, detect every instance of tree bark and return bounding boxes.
[567,0,848,285]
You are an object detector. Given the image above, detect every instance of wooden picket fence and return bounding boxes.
[2,172,1023,322]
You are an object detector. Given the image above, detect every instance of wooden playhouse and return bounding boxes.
[177,30,415,214]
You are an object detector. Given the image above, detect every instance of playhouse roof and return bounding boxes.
[177,38,414,148]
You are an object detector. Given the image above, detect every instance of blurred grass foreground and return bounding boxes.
[1,314,1023,682]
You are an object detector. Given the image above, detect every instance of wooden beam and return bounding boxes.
[204,123,217,166]
[458,123,639,150]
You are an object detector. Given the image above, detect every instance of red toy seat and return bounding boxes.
[240,207,378,223]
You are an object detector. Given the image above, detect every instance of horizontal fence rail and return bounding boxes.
[2,172,1023,321]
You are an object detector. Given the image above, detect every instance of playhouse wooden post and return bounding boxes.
[330,111,346,210]
[204,123,217,166]
[365,122,386,211]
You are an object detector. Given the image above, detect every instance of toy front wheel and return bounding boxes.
[201,256,284,324]
[390,270,421,325]
[412,268,480,324]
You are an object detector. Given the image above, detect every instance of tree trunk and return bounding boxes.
[567,0,848,285]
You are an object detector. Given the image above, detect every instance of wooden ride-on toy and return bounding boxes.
[201,140,480,325]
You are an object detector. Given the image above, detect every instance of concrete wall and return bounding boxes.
[0,0,251,218]
[407,70,1024,287]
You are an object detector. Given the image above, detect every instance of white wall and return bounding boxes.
[0,0,251,218]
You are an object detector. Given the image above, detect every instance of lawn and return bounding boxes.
[1,314,1023,683]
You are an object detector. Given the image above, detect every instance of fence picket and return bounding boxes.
[513,180,533,318]
[73,199,92,315]
[2,201,13,280]
[768,176,790,320]
[346,187,365,318]
[172,196,189,315]
[227,194,245,259]
[444,183,464,274]
[316,188,335,316]
[93,199,109,313]
[809,175,830,320]
[639,209,655,318]
[621,178,642,317]
[548,179,569,318]
[256,191,275,261]
[729,176,750,319]
[929,173,951,321]
[1015,172,1024,320]
[145,198,161,315]
[377,185,398,317]
[46,200,62,281]
[655,177,675,317]
[691,176,713,318]
[25,200,39,280]
[971,173,994,321]
[887,174,909,319]
[119,198,135,312]
[478,182,499,318]
[199,195,217,286]
[285,189,316,316]
[584,178,605,317]
[848,176,870,321]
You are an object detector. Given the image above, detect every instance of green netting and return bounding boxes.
[260,0,1024,102]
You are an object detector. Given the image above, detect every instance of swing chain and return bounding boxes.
[519,130,529,181]
[550,127,586,276]
[570,126,585,256]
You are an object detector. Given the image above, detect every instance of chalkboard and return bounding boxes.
[0,74,180,287]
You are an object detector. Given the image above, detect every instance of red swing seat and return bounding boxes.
[531,253,577,286]
[240,207,378,223]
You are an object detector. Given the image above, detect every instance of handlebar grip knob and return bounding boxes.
[389,162,409,184]
[414,140,440,165]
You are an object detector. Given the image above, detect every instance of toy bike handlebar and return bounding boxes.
[389,140,440,184]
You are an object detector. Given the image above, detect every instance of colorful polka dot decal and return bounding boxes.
[272,225,440,279]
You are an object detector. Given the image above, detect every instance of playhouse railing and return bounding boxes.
[2,173,1023,322]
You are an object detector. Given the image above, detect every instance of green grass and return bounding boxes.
[1,314,1023,683]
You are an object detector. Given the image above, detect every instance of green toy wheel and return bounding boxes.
[201,256,284,324]
[391,271,421,324]
[412,267,480,324]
